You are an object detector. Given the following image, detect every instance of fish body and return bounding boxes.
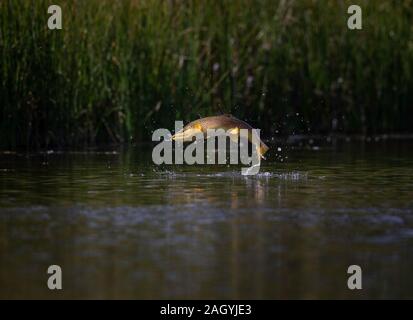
[172,114,269,159]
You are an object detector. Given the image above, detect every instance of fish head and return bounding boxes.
[171,121,204,141]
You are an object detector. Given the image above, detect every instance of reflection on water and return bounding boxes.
[0,141,413,299]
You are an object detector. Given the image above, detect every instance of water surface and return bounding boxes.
[0,140,412,299]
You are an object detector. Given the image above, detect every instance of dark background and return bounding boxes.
[1,0,412,149]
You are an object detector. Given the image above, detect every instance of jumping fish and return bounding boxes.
[171,114,269,159]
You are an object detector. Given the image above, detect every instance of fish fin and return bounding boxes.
[194,123,203,131]
[228,127,239,143]
[229,135,238,143]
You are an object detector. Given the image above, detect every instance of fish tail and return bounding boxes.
[259,142,269,159]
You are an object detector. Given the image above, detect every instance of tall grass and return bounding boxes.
[1,0,412,149]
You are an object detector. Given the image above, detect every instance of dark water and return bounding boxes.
[0,140,412,299]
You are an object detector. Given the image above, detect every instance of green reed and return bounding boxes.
[1,0,412,149]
